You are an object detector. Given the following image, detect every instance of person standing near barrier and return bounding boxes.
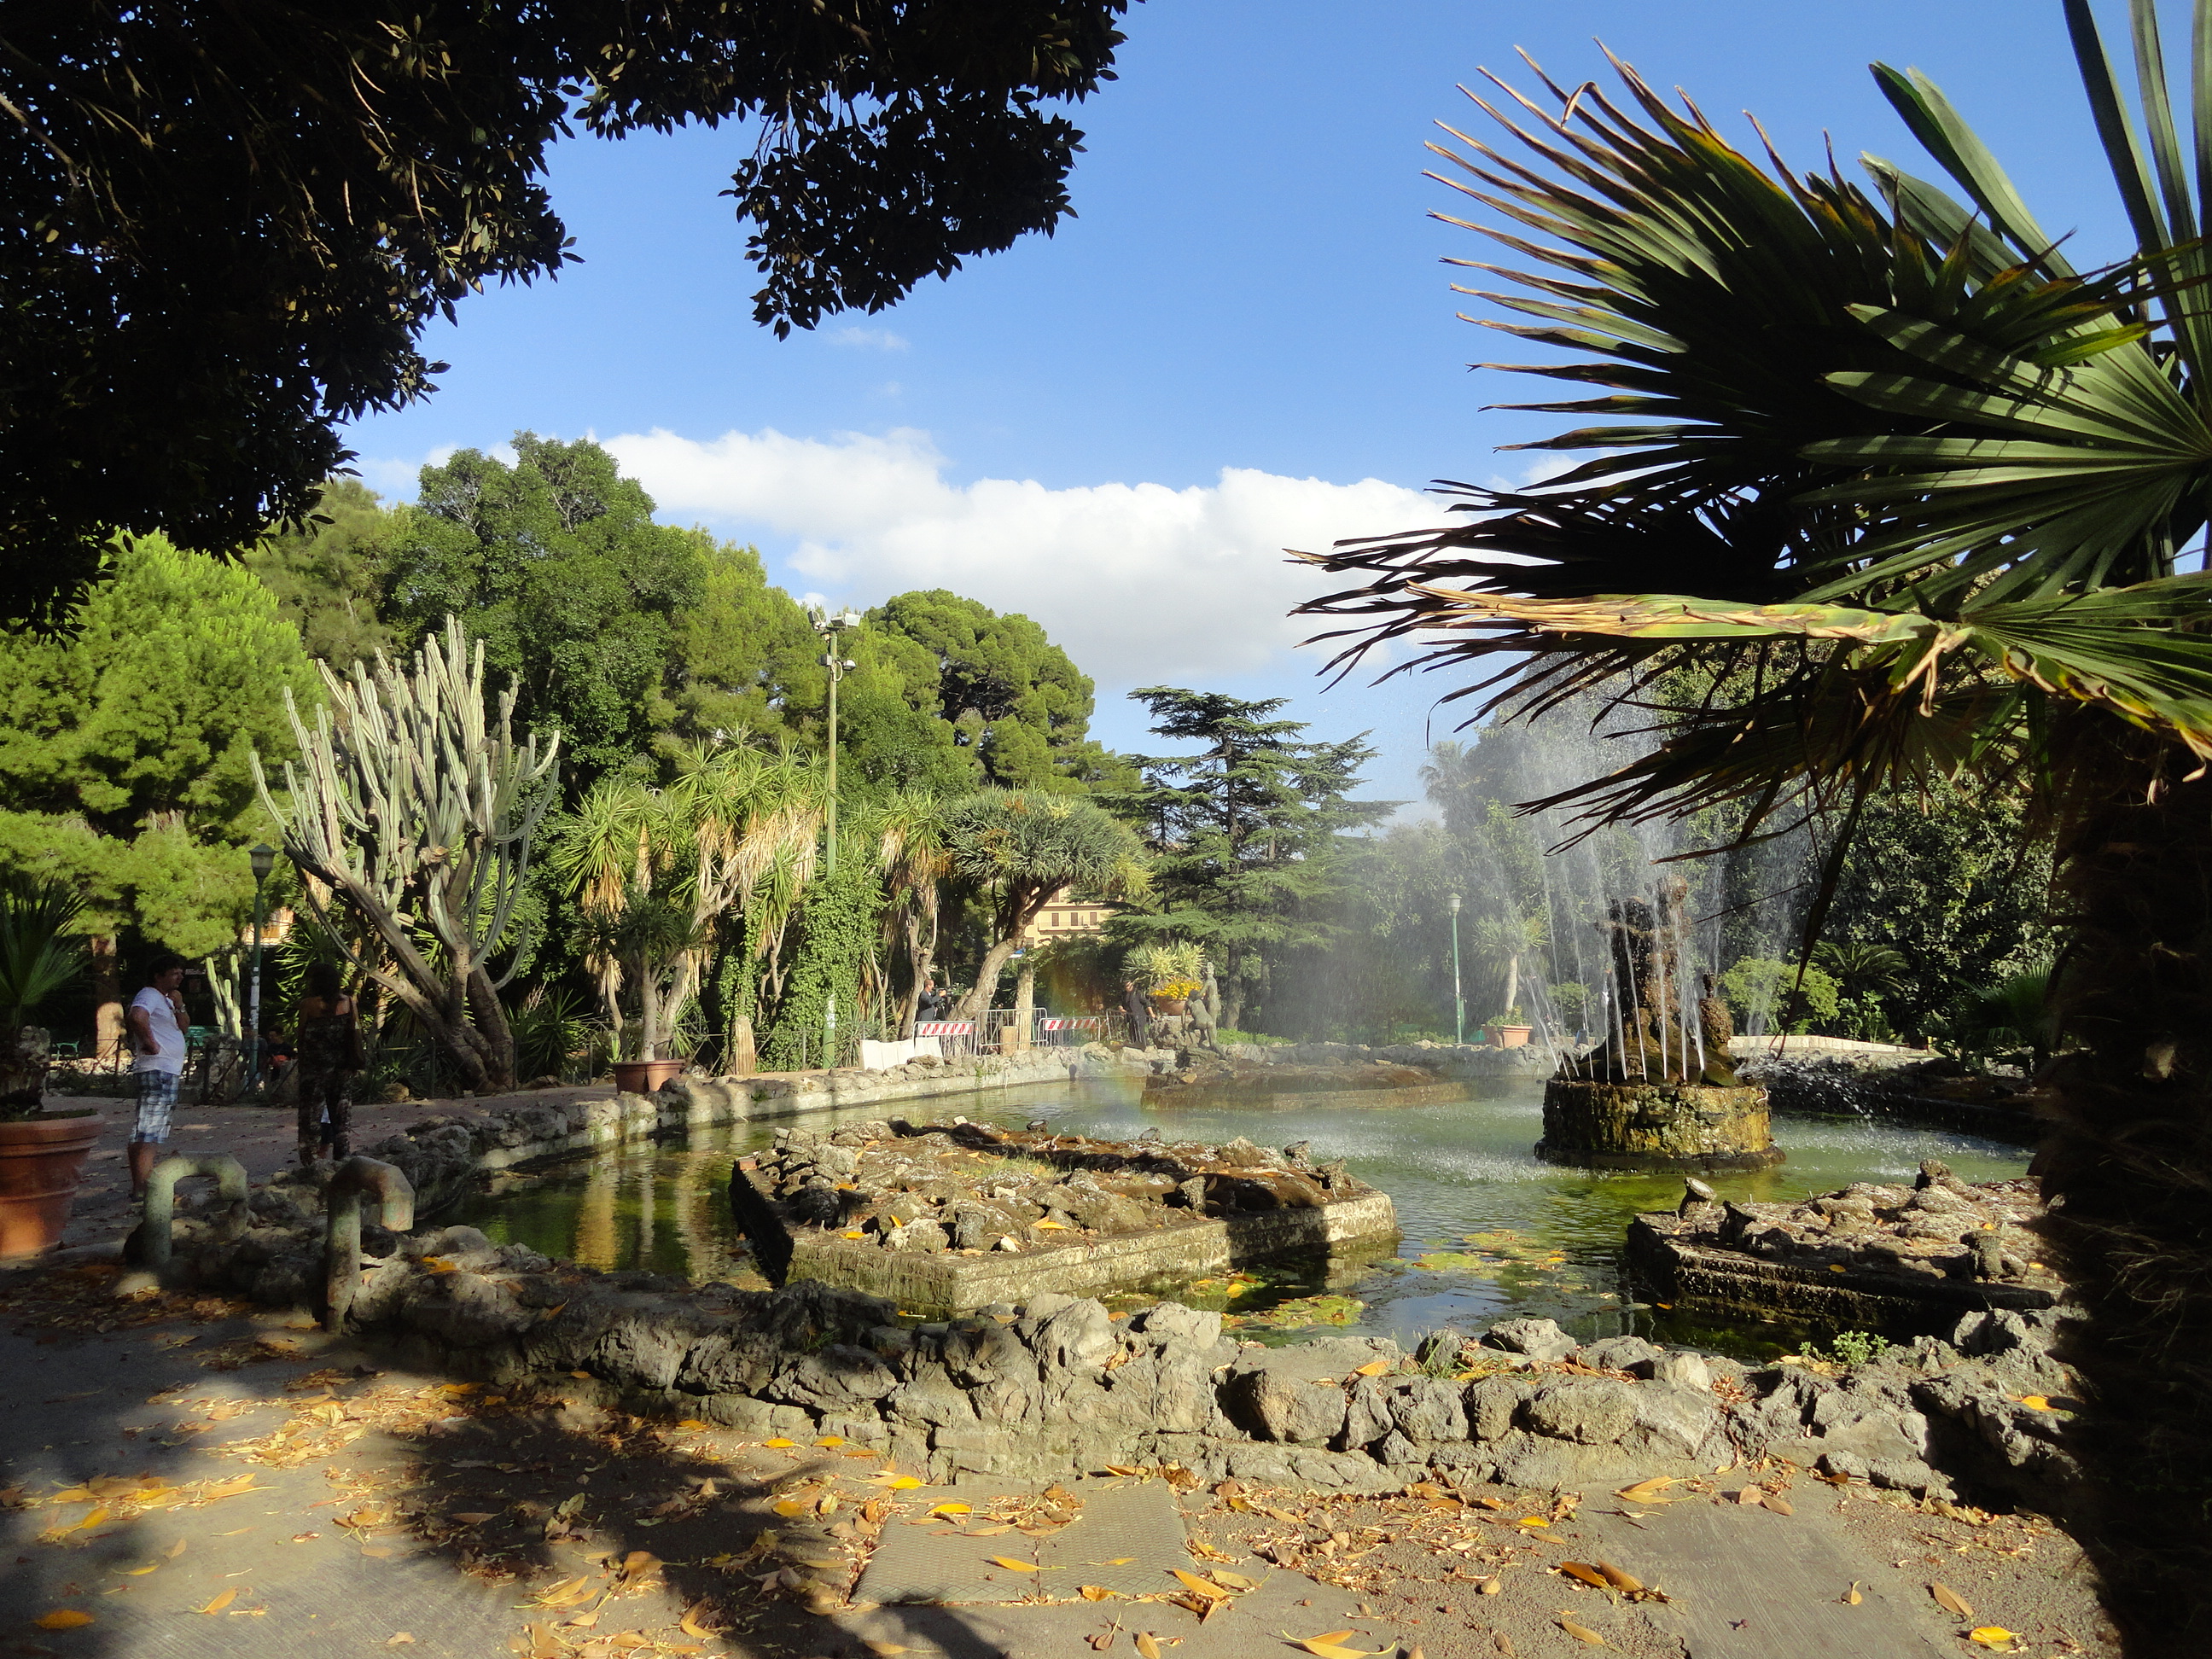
[125,954,189,1196]
[293,961,363,1166]
[1122,977,1152,1050]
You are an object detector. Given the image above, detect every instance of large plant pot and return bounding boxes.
[1493,1024,1534,1049]
[1148,997,1190,1016]
[0,1111,104,1260]
[611,1058,686,1094]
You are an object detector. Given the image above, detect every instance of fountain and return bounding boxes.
[1536,877,1782,1170]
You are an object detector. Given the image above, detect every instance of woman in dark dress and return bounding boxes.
[294,961,361,1166]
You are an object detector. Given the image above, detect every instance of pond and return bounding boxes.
[449,1074,2032,1360]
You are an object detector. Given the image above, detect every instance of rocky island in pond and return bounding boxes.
[730,1119,1400,1316]
[1631,1160,2061,1335]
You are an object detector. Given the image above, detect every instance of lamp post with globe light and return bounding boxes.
[1449,892,1464,1046]
[247,842,276,1087]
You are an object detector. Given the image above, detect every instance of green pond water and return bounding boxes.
[450,1074,2031,1361]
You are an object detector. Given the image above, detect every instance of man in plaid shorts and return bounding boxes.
[126,955,189,1196]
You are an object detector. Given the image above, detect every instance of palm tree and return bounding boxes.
[1301,9,2212,1639]
[0,875,86,1110]
[553,740,824,1064]
[940,789,1150,1021]
[1469,911,1547,1023]
[871,789,951,1039]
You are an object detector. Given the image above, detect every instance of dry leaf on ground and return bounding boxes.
[1932,1583,1976,1619]
[34,1610,94,1630]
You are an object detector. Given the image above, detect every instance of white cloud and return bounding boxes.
[826,325,910,352]
[602,426,1445,683]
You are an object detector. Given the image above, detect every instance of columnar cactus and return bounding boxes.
[252,618,560,1093]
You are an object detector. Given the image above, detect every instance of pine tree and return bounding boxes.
[1122,689,1389,1032]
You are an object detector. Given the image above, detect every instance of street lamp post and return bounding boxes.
[812,607,863,876]
[1449,893,1464,1046]
[811,607,862,1063]
[247,842,276,1088]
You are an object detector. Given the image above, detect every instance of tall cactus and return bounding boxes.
[252,618,560,1093]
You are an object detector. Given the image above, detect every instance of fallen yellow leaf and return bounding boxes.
[887,1476,923,1490]
[927,1503,971,1517]
[1968,1628,2019,1650]
[1135,1633,1161,1659]
[678,1604,719,1639]
[988,1557,1042,1573]
[675,1419,711,1430]
[761,1438,795,1449]
[863,1644,908,1656]
[1559,1563,1610,1590]
[2017,1396,2054,1412]
[35,1610,95,1630]
[195,1588,239,1615]
[1296,1643,1386,1659]
[1931,1583,1975,1619]
[1845,1582,1862,1606]
[1080,1586,1114,1601]
[1614,1477,1678,1504]
[1558,1615,1610,1646]
[1169,1570,1230,1600]
[421,1256,457,1274]
[533,1577,597,1608]
[1351,1359,1394,1377]
[814,1435,846,1447]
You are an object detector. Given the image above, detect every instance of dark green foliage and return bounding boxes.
[0,535,315,957]
[381,436,707,784]
[666,542,826,748]
[1119,688,1389,1031]
[1818,783,2052,1040]
[242,480,401,671]
[2,3,1132,632]
[760,841,883,1071]
[864,591,1109,791]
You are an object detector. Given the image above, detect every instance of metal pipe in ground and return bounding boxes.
[323,1155,415,1331]
[141,1155,249,1274]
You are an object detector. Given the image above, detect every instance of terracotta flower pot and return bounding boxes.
[1493,1024,1534,1049]
[611,1058,686,1094]
[0,1111,104,1260]
[1148,996,1190,1016]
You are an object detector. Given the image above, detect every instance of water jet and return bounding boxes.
[1537,879,1783,1171]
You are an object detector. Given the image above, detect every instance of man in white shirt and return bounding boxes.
[126,955,189,1196]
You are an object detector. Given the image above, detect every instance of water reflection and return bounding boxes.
[451,1076,2031,1359]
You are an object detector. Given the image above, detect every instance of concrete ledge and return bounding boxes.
[1628,1214,2058,1336]
[766,1190,1401,1315]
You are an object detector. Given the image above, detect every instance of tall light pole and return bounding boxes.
[812,607,862,876]
[1448,892,1464,1046]
[811,607,861,1063]
[247,842,276,1087]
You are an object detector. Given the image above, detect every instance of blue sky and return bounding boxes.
[342,0,2139,811]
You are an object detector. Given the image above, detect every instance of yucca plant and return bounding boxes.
[0,875,88,1112]
[1301,4,2212,1636]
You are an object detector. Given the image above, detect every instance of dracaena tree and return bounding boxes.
[551,740,824,1064]
[1301,6,2212,1639]
[940,789,1149,1019]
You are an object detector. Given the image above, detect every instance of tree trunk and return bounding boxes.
[728,1013,757,1076]
[91,935,123,1061]
[1010,960,1035,1051]
[2036,713,2212,1646]
[956,935,1022,1022]
[1503,952,1521,1019]
[461,966,516,1092]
